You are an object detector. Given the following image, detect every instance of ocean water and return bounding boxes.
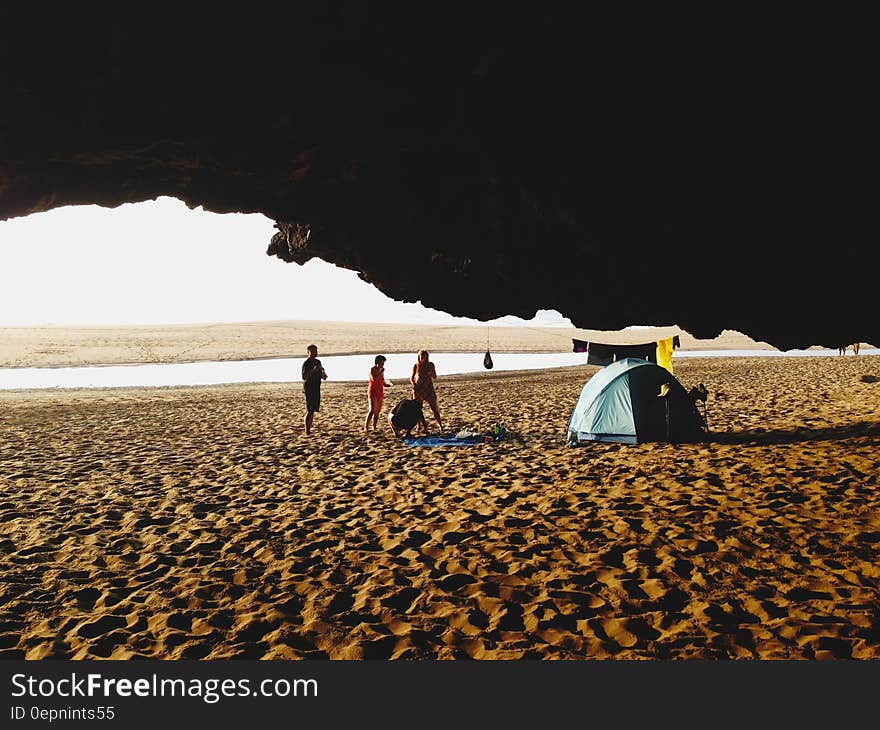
[0,349,876,391]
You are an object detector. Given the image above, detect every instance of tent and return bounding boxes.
[566,358,704,444]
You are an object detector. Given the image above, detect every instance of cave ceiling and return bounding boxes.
[0,8,874,351]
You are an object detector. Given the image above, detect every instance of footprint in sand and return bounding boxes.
[439,574,478,592]
[77,614,128,639]
[381,588,420,613]
[71,587,101,611]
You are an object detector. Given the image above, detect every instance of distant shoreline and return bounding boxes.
[0,320,869,369]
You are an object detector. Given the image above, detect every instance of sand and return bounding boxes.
[0,324,878,660]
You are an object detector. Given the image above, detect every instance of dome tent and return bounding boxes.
[567,358,704,445]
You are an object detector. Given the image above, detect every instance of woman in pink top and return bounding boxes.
[365,355,391,431]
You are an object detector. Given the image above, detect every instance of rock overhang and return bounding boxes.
[0,9,875,351]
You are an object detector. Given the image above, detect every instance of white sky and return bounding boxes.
[0,197,573,328]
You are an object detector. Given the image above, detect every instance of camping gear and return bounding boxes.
[688,383,710,432]
[655,336,676,374]
[567,358,704,444]
[572,336,680,367]
[405,423,506,447]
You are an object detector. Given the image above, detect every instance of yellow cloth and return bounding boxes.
[656,337,675,374]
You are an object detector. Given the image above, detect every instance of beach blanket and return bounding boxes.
[404,434,491,446]
[404,425,506,447]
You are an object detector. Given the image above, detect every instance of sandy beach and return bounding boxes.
[1,323,878,659]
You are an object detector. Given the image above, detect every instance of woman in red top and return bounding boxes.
[411,349,443,432]
[365,355,391,431]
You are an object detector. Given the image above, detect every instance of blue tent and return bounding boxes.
[567,358,703,444]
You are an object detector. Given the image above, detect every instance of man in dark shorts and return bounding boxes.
[302,344,327,435]
[388,398,427,438]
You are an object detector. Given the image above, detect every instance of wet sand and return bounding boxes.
[1,350,878,659]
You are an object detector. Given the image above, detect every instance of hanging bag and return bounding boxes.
[483,326,493,369]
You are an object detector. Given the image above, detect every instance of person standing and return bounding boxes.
[365,354,391,432]
[410,349,443,432]
[302,344,327,435]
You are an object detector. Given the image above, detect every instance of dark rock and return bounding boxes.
[0,9,875,349]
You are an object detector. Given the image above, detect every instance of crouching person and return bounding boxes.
[388,398,428,439]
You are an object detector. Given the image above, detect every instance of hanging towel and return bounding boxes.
[586,341,656,366]
[656,336,676,374]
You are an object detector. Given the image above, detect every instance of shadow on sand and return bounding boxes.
[707,421,880,447]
